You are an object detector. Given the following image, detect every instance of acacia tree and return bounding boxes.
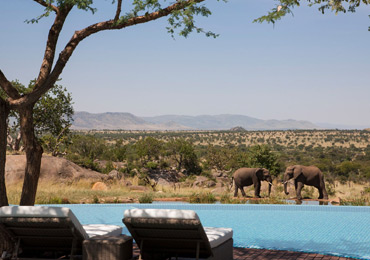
[1,81,73,154]
[0,0,224,206]
[0,0,369,206]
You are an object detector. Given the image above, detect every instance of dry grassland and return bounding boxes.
[6,178,369,205]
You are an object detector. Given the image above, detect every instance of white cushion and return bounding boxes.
[0,206,89,239]
[204,227,233,248]
[83,224,123,238]
[0,206,122,239]
[124,209,200,220]
[123,208,233,248]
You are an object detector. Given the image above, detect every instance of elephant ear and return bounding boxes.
[293,165,302,179]
[255,168,263,179]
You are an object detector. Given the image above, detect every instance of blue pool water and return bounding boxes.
[47,204,370,259]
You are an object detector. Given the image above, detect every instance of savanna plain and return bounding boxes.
[6,129,370,206]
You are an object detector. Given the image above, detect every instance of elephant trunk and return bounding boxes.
[283,174,289,195]
[267,177,272,197]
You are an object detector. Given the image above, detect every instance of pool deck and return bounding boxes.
[133,245,357,259]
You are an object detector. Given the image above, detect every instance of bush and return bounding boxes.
[92,195,99,204]
[146,161,158,169]
[103,161,115,174]
[139,193,154,203]
[188,192,216,204]
[326,184,336,196]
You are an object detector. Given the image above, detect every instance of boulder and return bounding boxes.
[157,178,172,186]
[92,182,108,191]
[192,176,210,187]
[108,170,123,180]
[5,155,106,184]
[205,180,216,188]
[211,169,223,178]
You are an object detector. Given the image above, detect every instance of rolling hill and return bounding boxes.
[72,112,319,130]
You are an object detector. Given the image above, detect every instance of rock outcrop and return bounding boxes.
[5,155,106,184]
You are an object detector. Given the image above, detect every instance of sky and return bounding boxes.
[1,0,370,127]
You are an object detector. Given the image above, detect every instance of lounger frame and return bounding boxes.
[123,217,233,260]
[0,217,85,260]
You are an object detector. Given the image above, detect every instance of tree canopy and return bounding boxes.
[255,0,370,29]
[1,81,73,155]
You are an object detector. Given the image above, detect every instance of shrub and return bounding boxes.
[326,184,336,196]
[139,193,154,203]
[48,197,63,204]
[103,161,115,174]
[146,161,158,169]
[92,195,99,204]
[188,192,216,204]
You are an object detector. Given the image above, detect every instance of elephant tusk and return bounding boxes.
[267,182,273,186]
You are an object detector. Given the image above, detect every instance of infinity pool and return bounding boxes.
[48,204,370,259]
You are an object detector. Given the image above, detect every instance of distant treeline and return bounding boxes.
[48,130,370,183]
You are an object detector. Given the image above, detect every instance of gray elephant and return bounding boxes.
[232,168,272,198]
[283,165,328,200]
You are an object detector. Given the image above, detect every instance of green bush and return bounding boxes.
[103,161,115,174]
[159,160,169,168]
[139,193,154,203]
[188,192,216,204]
[146,161,158,169]
[326,184,336,196]
[92,195,99,204]
[48,197,63,204]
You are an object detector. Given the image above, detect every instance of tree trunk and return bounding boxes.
[0,98,9,206]
[19,105,43,206]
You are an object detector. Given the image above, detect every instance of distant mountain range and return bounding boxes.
[72,112,321,130]
[315,122,370,130]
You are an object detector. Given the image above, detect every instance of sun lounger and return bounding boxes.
[0,206,123,259]
[123,209,233,260]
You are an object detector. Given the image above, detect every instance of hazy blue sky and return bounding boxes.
[1,0,369,127]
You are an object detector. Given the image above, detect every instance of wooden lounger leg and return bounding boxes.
[70,227,77,260]
[12,238,20,259]
[70,237,77,260]
[139,240,144,260]
[196,242,200,260]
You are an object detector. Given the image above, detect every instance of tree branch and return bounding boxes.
[9,0,206,108]
[34,6,72,90]
[0,70,21,100]
[114,0,123,22]
[33,0,58,13]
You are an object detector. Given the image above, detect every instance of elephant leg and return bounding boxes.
[317,186,324,199]
[234,186,238,197]
[296,182,304,200]
[320,180,328,200]
[254,183,261,198]
[240,187,247,197]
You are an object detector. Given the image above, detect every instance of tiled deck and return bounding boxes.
[133,245,357,259]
